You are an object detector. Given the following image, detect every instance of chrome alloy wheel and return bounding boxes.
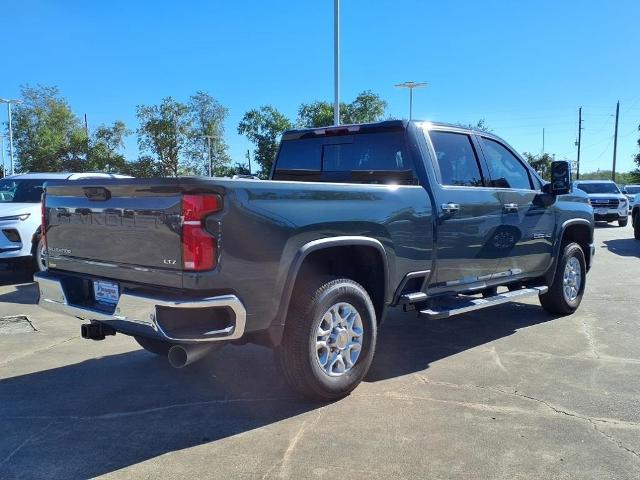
[37,240,48,271]
[563,256,582,303]
[315,302,364,377]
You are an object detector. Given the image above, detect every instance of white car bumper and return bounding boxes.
[0,217,39,260]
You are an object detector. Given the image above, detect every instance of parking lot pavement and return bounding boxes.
[0,225,639,480]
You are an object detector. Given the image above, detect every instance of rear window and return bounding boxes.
[274,131,415,184]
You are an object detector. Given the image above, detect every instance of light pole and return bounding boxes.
[333,0,340,126]
[203,135,214,176]
[0,98,22,176]
[0,135,6,178]
[394,81,427,120]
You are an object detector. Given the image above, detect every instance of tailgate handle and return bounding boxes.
[83,187,111,201]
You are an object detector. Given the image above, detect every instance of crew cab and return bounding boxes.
[0,172,129,271]
[35,121,594,400]
[573,180,628,227]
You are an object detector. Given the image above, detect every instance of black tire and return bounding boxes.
[619,217,628,227]
[634,213,640,240]
[276,277,377,401]
[540,242,586,315]
[481,287,498,298]
[134,336,173,356]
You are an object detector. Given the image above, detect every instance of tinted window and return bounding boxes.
[0,179,46,203]
[575,182,620,194]
[480,138,532,189]
[429,131,483,187]
[276,138,322,170]
[625,186,640,194]
[322,132,409,172]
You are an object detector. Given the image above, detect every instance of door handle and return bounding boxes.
[441,203,460,214]
[503,203,519,213]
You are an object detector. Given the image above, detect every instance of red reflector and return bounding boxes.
[181,194,221,271]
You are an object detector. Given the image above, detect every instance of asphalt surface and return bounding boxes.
[1,224,639,479]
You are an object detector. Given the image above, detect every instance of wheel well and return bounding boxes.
[292,245,387,322]
[562,224,591,266]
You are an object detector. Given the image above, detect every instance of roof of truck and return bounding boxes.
[6,172,130,180]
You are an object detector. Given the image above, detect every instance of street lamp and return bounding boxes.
[333,0,340,126]
[0,98,22,176]
[394,81,427,120]
[0,134,6,178]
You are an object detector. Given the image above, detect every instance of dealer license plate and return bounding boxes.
[93,280,120,305]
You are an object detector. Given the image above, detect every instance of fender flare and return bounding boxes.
[545,218,592,284]
[276,236,391,325]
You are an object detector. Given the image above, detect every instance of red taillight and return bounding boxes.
[182,194,221,271]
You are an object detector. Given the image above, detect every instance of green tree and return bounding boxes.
[297,90,387,127]
[136,97,191,177]
[186,91,231,176]
[120,155,163,177]
[238,106,293,177]
[523,152,553,180]
[88,121,130,172]
[11,85,87,172]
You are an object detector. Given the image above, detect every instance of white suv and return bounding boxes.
[0,172,129,271]
[573,180,628,227]
[622,185,640,212]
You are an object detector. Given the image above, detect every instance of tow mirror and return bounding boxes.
[547,160,571,195]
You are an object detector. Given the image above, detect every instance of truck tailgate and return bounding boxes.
[43,179,203,288]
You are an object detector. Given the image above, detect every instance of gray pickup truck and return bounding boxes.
[35,120,594,400]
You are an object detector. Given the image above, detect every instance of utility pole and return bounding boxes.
[333,0,340,126]
[612,100,619,182]
[575,107,583,180]
[203,135,214,176]
[246,149,252,175]
[395,81,428,120]
[0,135,5,178]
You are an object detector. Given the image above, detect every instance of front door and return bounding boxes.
[426,130,504,291]
[477,136,555,276]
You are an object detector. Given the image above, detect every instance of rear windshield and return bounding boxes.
[0,179,47,203]
[274,131,415,184]
[575,182,620,194]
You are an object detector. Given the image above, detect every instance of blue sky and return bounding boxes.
[2,0,639,173]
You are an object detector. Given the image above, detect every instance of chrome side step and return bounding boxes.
[418,286,548,320]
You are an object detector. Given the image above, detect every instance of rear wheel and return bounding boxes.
[135,336,173,356]
[32,237,48,272]
[276,277,377,401]
[619,217,628,227]
[540,242,586,315]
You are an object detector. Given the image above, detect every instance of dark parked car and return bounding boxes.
[35,120,594,400]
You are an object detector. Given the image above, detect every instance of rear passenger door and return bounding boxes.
[426,129,504,291]
[477,136,555,276]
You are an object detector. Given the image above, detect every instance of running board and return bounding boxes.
[418,286,548,320]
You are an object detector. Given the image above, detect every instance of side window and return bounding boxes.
[429,131,484,187]
[480,138,532,190]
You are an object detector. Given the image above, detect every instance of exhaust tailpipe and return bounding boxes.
[168,343,215,368]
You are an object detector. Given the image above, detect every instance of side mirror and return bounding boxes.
[548,160,571,195]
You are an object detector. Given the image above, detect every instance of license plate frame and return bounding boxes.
[93,280,120,305]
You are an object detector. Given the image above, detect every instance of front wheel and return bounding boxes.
[32,236,48,272]
[540,242,586,315]
[276,278,377,401]
[619,217,628,227]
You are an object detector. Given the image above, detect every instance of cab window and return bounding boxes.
[429,131,484,187]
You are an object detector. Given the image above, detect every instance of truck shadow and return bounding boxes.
[0,302,557,479]
[602,238,640,258]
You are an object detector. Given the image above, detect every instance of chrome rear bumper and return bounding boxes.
[34,271,246,343]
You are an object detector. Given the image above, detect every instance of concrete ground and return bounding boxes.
[0,224,639,480]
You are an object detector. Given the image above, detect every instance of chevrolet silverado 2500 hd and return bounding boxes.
[35,120,594,400]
